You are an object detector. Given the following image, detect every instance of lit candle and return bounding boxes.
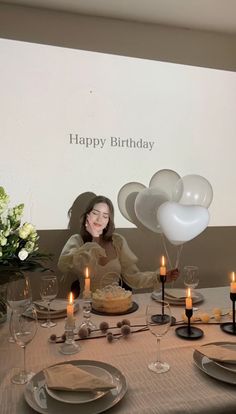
[67,292,74,325]
[230,272,236,293]
[83,267,91,299]
[185,288,192,310]
[160,255,166,276]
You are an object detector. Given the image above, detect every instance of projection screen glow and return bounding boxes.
[1,38,236,229]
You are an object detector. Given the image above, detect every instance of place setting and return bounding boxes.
[31,273,80,324]
[151,261,204,307]
[193,341,236,385]
[5,276,128,414]
[24,359,127,414]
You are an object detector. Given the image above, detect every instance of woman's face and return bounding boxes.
[87,202,110,232]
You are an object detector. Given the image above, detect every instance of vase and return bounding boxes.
[0,284,7,324]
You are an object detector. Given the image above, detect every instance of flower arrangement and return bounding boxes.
[0,186,51,279]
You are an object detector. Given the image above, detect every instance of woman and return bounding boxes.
[58,195,178,295]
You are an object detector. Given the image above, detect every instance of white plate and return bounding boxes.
[24,360,127,414]
[193,342,236,385]
[45,364,113,404]
[151,290,204,306]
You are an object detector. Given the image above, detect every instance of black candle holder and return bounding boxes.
[152,274,176,326]
[160,274,166,311]
[175,308,203,340]
[220,292,236,335]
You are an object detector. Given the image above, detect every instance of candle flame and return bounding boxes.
[85,267,89,278]
[161,255,166,266]
[232,272,235,283]
[69,292,73,304]
[187,287,191,298]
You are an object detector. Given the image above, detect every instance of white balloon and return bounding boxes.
[157,202,209,245]
[135,187,169,233]
[149,169,181,200]
[173,174,213,208]
[117,182,146,223]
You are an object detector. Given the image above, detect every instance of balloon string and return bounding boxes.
[170,243,183,288]
[161,235,183,288]
[175,244,183,269]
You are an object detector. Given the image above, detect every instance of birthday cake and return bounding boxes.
[92,285,132,314]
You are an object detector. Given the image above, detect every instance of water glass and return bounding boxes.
[146,300,171,373]
[10,304,38,384]
[183,265,199,289]
[40,274,58,328]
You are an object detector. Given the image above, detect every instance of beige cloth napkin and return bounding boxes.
[195,344,236,363]
[44,364,116,392]
[34,300,79,315]
[165,288,198,300]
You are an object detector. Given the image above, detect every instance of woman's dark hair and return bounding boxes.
[80,195,115,242]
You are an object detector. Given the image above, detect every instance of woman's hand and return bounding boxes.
[85,216,103,238]
[166,268,179,283]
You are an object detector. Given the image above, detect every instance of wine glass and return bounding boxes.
[39,274,58,328]
[146,300,171,373]
[7,276,32,314]
[183,265,199,289]
[7,276,32,342]
[183,265,199,310]
[10,304,38,384]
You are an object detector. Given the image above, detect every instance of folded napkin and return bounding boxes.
[34,299,79,314]
[165,288,198,300]
[195,344,236,363]
[44,364,116,392]
[34,299,67,312]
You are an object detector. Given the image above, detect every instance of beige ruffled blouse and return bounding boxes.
[58,233,158,292]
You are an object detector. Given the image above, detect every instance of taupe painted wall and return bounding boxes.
[37,226,236,293]
[1,3,236,71]
[1,3,236,291]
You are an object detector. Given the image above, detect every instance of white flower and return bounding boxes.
[0,236,7,246]
[0,187,9,213]
[18,248,29,261]
[18,228,28,239]
[24,223,35,233]
[19,223,35,239]
[0,187,41,265]
[25,241,35,253]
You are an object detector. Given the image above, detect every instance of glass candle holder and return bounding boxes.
[78,298,97,331]
[60,317,80,355]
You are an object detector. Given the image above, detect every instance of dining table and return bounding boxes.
[0,285,236,414]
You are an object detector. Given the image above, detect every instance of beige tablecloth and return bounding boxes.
[0,286,235,414]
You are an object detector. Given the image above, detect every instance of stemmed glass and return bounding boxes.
[10,304,38,384]
[7,275,32,314]
[7,276,32,342]
[146,300,171,373]
[183,265,199,310]
[39,274,58,328]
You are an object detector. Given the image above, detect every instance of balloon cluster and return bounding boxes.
[117,170,213,246]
